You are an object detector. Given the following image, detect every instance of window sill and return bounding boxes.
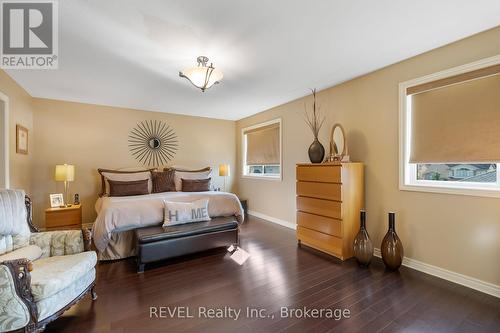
[242,175,282,181]
[400,183,500,198]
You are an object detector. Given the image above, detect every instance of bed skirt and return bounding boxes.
[98,229,139,261]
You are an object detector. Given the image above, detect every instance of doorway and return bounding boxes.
[0,92,9,189]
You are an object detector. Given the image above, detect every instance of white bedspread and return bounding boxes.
[92,192,244,252]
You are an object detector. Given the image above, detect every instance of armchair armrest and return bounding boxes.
[30,228,92,258]
[0,259,37,332]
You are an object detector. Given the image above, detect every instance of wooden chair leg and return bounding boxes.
[91,286,98,301]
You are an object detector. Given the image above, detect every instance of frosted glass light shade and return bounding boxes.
[219,164,230,177]
[55,164,75,182]
[179,56,223,92]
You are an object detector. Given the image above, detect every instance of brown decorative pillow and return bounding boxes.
[108,179,149,197]
[181,178,211,192]
[152,169,176,193]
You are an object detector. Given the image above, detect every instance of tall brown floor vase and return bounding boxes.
[353,210,373,266]
[381,212,404,270]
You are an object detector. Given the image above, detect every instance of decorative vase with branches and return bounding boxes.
[304,89,326,163]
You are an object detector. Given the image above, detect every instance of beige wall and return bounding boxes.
[236,26,500,286]
[1,25,499,287]
[0,71,34,192]
[32,98,236,227]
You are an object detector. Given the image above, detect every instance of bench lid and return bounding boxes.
[136,216,238,244]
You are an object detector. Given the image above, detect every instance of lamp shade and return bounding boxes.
[180,66,223,91]
[179,56,223,92]
[219,164,230,177]
[55,164,75,182]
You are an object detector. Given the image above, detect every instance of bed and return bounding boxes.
[93,191,244,260]
[91,167,244,260]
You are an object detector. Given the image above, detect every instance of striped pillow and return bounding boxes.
[152,169,176,193]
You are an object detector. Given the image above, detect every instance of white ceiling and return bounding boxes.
[6,0,500,120]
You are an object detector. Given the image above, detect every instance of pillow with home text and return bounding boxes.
[163,199,211,226]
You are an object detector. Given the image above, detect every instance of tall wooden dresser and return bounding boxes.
[296,162,364,260]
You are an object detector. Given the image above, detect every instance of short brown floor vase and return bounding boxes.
[381,212,404,270]
[353,210,373,266]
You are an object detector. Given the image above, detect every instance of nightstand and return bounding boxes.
[239,199,248,216]
[45,204,82,230]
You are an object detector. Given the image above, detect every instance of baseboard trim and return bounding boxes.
[374,248,500,298]
[246,212,499,298]
[247,210,297,230]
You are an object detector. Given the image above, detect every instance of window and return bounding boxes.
[242,119,282,179]
[417,164,496,182]
[399,56,500,197]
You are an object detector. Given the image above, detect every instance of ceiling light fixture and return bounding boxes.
[179,56,223,92]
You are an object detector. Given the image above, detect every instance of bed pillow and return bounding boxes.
[181,178,211,192]
[108,179,149,197]
[152,169,176,193]
[171,167,212,191]
[163,199,211,226]
[98,168,154,196]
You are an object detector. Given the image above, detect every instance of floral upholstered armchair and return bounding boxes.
[0,189,97,332]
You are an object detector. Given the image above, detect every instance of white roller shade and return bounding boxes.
[244,123,280,165]
[409,68,500,163]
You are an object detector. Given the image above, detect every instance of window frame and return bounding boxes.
[399,55,500,198]
[241,118,283,181]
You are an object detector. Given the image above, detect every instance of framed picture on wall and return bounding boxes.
[16,125,28,155]
[49,193,64,208]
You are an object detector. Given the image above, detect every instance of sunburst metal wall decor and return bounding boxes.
[128,120,178,166]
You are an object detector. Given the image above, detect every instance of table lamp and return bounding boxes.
[219,164,230,192]
[55,164,75,207]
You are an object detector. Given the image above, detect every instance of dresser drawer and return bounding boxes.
[297,211,342,237]
[296,196,341,219]
[296,166,341,183]
[296,181,342,201]
[46,207,82,229]
[297,226,342,257]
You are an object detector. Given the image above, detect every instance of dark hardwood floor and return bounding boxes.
[46,215,500,333]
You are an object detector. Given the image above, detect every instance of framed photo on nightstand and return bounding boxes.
[49,193,64,208]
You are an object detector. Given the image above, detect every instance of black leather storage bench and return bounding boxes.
[135,216,239,272]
